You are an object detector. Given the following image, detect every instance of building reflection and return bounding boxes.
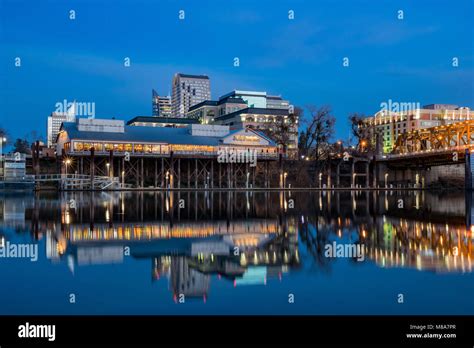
[0,189,472,302]
[302,190,473,273]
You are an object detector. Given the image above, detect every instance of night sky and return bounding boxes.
[1,0,473,147]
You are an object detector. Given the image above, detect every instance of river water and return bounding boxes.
[0,190,472,315]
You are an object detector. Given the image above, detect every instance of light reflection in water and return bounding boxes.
[0,190,473,305]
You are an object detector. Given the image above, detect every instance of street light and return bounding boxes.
[121,170,125,188]
[106,162,110,177]
[64,158,71,176]
[284,172,288,188]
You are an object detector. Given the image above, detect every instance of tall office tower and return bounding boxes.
[171,73,211,117]
[47,103,76,147]
[152,89,172,117]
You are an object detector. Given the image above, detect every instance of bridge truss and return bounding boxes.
[393,120,474,155]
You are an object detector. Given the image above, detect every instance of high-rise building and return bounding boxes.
[361,104,472,153]
[218,90,290,110]
[47,104,76,147]
[187,90,297,152]
[171,73,211,117]
[152,89,171,117]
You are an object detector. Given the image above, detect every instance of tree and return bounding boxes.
[26,130,44,145]
[298,105,335,162]
[0,127,7,142]
[348,112,375,153]
[12,138,31,154]
[348,113,365,143]
[263,106,302,157]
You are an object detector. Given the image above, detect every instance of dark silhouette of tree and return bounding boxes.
[348,112,376,153]
[0,127,7,141]
[12,138,31,154]
[298,105,335,161]
[263,106,302,157]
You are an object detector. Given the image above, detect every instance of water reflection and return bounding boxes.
[0,190,472,304]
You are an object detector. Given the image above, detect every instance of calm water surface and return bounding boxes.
[0,190,472,315]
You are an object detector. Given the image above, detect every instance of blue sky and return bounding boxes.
[1,0,473,144]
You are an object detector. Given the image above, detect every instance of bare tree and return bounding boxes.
[298,105,335,161]
[0,127,8,141]
[263,106,301,157]
[348,113,365,143]
[348,112,375,153]
[25,130,44,145]
[12,138,31,154]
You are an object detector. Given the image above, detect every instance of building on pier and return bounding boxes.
[57,118,278,158]
[126,116,199,128]
[55,118,280,188]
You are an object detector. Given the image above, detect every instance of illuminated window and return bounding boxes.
[144,144,153,153]
[114,143,124,152]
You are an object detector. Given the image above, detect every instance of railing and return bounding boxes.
[35,174,91,181]
[67,150,279,159]
[34,174,121,190]
[383,143,474,160]
[1,174,35,182]
[35,174,116,181]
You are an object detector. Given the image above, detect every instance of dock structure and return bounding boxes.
[53,118,280,190]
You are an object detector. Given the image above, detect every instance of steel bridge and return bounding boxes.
[388,120,474,162]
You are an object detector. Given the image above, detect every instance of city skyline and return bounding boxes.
[1,0,473,145]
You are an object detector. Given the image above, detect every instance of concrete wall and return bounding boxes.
[376,162,465,188]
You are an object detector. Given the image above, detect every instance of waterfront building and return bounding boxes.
[127,116,199,128]
[212,107,299,153]
[47,106,76,147]
[55,118,279,189]
[171,73,211,117]
[57,118,277,158]
[152,90,171,117]
[219,90,290,110]
[187,90,296,152]
[361,104,472,153]
[186,96,248,124]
